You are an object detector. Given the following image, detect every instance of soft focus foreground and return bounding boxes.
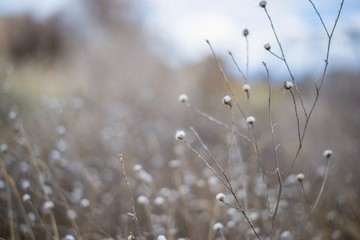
[0,1,359,240]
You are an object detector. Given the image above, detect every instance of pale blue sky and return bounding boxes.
[0,0,359,78]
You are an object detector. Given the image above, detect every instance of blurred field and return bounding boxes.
[0,1,359,240]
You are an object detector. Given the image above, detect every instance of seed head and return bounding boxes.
[246,116,256,125]
[264,43,271,51]
[259,1,267,8]
[175,130,186,140]
[41,200,54,215]
[213,222,224,231]
[323,149,333,159]
[242,84,251,92]
[243,28,249,37]
[216,193,225,202]
[222,95,232,107]
[137,195,149,205]
[157,235,166,240]
[284,81,294,90]
[22,194,31,202]
[178,94,188,103]
[296,173,305,182]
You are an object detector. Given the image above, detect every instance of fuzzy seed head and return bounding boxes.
[284,81,294,90]
[323,149,333,159]
[216,193,225,202]
[178,94,188,103]
[246,116,256,125]
[296,173,305,182]
[242,84,251,92]
[243,28,249,37]
[259,1,267,8]
[22,194,31,202]
[175,130,186,140]
[213,222,224,231]
[157,235,166,240]
[41,200,54,215]
[222,95,232,107]
[137,195,149,205]
[264,43,271,51]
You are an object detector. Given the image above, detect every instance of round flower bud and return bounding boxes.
[323,149,333,159]
[242,84,251,92]
[246,116,256,125]
[216,193,225,202]
[264,43,271,51]
[157,235,166,240]
[213,222,224,231]
[259,1,267,8]
[296,173,305,182]
[22,194,31,202]
[243,28,249,37]
[175,130,186,140]
[284,81,294,90]
[178,94,188,103]
[222,95,232,107]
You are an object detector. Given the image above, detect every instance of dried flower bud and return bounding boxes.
[296,173,305,182]
[264,43,271,51]
[284,81,294,90]
[243,28,249,37]
[222,95,232,107]
[178,94,188,103]
[157,235,166,240]
[246,116,256,125]
[259,1,267,8]
[175,130,186,140]
[323,149,333,159]
[137,195,149,205]
[22,194,31,202]
[242,84,251,92]
[213,222,224,231]
[216,193,225,202]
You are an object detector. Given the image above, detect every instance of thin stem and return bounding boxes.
[228,51,247,82]
[206,40,246,119]
[263,7,308,118]
[263,62,283,239]
[298,158,331,238]
[119,154,142,240]
[185,102,251,142]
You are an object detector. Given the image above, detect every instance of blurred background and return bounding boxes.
[0,0,359,239]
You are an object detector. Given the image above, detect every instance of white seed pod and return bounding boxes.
[80,198,90,208]
[222,95,232,107]
[213,222,224,231]
[175,130,186,140]
[62,235,75,240]
[22,194,31,202]
[242,84,251,92]
[127,234,136,240]
[284,81,294,90]
[264,43,271,51]
[137,195,149,205]
[41,200,54,215]
[178,94,188,103]
[259,0,267,8]
[0,144,8,154]
[323,149,333,159]
[296,173,305,182]
[66,209,78,220]
[246,116,256,125]
[157,235,166,240]
[216,193,225,202]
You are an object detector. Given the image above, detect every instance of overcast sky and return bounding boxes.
[0,0,359,79]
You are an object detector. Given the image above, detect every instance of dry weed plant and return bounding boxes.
[0,0,355,240]
[173,0,344,239]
